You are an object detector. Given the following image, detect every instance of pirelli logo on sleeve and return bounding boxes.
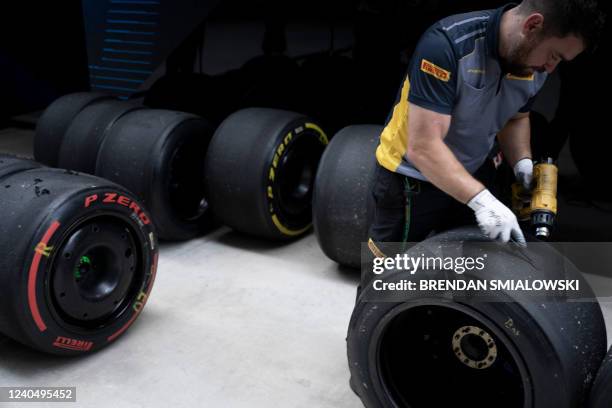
[420,59,451,82]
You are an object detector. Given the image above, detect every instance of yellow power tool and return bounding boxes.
[512,158,558,239]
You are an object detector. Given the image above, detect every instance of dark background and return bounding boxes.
[1,0,610,212]
[0,0,510,122]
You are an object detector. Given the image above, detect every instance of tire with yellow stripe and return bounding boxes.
[313,125,381,268]
[204,108,328,240]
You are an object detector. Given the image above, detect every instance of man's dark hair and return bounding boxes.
[517,0,606,50]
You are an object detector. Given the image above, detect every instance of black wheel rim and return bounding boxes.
[377,304,529,408]
[50,216,143,329]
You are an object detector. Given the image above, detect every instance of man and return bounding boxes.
[368,0,605,255]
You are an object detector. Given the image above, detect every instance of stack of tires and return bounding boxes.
[0,154,157,355]
[35,93,329,242]
[22,88,330,356]
[35,93,215,241]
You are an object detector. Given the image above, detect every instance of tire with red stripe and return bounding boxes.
[0,167,157,355]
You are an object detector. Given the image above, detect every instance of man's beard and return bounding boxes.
[500,35,541,76]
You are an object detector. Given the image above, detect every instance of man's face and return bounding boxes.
[502,21,586,76]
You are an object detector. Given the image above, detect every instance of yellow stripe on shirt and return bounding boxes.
[376,77,411,172]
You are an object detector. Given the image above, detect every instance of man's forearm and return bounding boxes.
[498,115,532,167]
[407,139,484,204]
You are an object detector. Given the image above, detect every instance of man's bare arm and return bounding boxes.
[405,102,484,204]
[497,111,532,167]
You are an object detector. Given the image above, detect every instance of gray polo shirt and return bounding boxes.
[375,3,548,181]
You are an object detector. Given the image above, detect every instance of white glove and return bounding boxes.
[468,189,526,245]
[513,158,533,190]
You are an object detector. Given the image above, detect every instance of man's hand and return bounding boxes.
[468,189,526,245]
[513,158,533,190]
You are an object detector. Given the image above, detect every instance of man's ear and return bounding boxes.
[523,13,544,35]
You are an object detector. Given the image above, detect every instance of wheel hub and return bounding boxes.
[51,218,139,326]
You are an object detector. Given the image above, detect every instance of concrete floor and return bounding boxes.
[1,126,612,408]
[0,127,362,408]
[0,228,362,408]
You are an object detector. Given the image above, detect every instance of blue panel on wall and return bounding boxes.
[82,0,219,99]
